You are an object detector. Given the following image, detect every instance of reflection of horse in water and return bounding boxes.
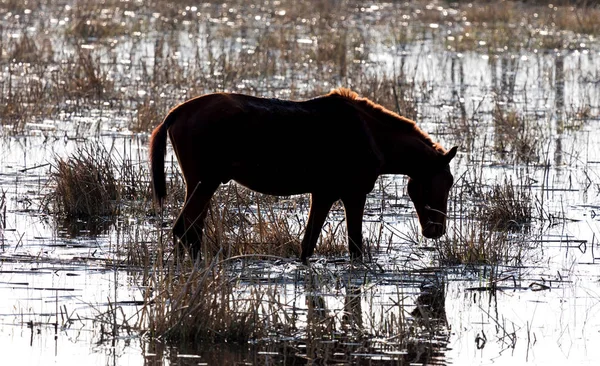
[303,275,449,365]
[406,279,448,365]
[342,285,363,331]
[150,88,457,263]
[411,280,448,325]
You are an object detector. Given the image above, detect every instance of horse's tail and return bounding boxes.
[150,108,178,207]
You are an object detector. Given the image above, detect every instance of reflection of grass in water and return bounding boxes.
[140,258,271,344]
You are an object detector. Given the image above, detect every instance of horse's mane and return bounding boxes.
[327,88,446,153]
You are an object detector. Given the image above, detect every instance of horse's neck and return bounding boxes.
[354,101,441,177]
[381,133,441,177]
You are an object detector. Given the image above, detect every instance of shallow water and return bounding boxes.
[2,0,600,365]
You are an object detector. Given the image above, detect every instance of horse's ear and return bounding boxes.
[447,146,458,160]
[442,146,458,165]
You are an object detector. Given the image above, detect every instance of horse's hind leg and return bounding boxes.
[341,193,367,261]
[173,180,219,261]
[300,193,336,264]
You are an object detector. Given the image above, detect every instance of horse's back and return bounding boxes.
[169,93,345,156]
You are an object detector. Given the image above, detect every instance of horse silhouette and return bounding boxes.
[150,88,457,263]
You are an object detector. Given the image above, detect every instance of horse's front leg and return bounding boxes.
[341,193,367,260]
[300,193,336,264]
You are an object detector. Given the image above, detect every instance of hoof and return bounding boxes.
[299,256,309,265]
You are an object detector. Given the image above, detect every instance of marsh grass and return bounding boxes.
[140,259,346,346]
[10,33,40,64]
[1,0,595,360]
[443,1,600,54]
[43,145,119,220]
[40,137,345,261]
[550,3,600,35]
[482,177,533,231]
[449,2,523,53]
[64,48,113,100]
[2,0,596,138]
[563,104,594,131]
[1,37,113,133]
[201,186,306,259]
[493,103,541,164]
[0,190,5,249]
[133,98,163,133]
[199,186,348,260]
[438,219,527,266]
[437,171,533,266]
[460,1,519,25]
[42,143,155,238]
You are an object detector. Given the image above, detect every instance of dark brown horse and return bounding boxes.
[150,88,457,263]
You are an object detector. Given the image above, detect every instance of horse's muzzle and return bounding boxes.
[422,205,447,239]
[422,223,445,239]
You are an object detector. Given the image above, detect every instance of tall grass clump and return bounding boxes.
[493,103,541,164]
[201,186,303,259]
[482,177,532,231]
[42,140,162,239]
[437,222,517,266]
[438,212,531,267]
[43,145,119,220]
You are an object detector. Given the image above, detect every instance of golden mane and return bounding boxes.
[328,87,360,100]
[327,88,446,153]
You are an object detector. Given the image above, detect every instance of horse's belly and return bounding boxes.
[232,170,314,196]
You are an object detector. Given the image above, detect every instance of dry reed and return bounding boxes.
[43,145,119,219]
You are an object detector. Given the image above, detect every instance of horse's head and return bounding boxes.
[407,146,458,239]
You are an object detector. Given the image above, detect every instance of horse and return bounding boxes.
[150,88,457,264]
